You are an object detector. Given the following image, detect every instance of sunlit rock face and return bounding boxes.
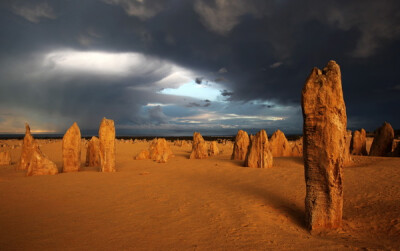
[190,132,208,159]
[26,148,58,176]
[301,60,347,231]
[148,138,174,163]
[269,130,292,157]
[86,136,100,167]
[350,129,368,156]
[62,122,81,173]
[208,141,219,157]
[18,123,39,170]
[231,130,250,161]
[99,118,116,172]
[369,122,394,157]
[0,151,11,166]
[343,130,353,166]
[244,130,273,168]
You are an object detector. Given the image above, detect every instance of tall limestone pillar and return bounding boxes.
[62,122,81,173]
[99,118,116,172]
[301,60,347,231]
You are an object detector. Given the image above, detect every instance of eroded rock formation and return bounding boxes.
[369,122,394,157]
[99,118,116,172]
[343,130,353,166]
[270,130,292,157]
[231,130,250,160]
[301,60,347,231]
[0,151,11,165]
[18,123,39,170]
[350,129,367,156]
[62,122,81,172]
[290,137,303,157]
[208,141,220,156]
[244,130,273,168]
[86,136,100,167]
[148,138,174,163]
[26,148,58,176]
[190,132,208,159]
[135,149,150,160]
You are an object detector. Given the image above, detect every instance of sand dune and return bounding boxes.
[0,139,399,250]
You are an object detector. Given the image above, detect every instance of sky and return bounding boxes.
[0,0,399,136]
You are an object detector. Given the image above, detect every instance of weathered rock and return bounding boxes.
[350,129,367,156]
[369,122,394,157]
[343,130,353,166]
[26,148,58,176]
[135,149,150,160]
[208,141,220,156]
[62,122,81,173]
[99,118,116,172]
[301,60,347,231]
[244,130,273,168]
[0,151,11,165]
[18,123,39,170]
[390,141,400,157]
[190,132,208,159]
[290,137,303,157]
[149,138,174,163]
[231,130,250,161]
[270,130,292,157]
[86,136,100,167]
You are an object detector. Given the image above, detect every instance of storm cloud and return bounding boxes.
[0,0,399,135]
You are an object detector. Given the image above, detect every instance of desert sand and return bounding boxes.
[0,138,399,250]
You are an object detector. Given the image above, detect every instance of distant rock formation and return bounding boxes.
[135,138,174,163]
[62,122,81,172]
[269,130,292,157]
[86,136,100,167]
[99,118,116,172]
[135,149,150,160]
[18,123,39,170]
[244,130,273,168]
[0,151,11,165]
[208,141,220,156]
[148,138,174,163]
[26,148,58,176]
[290,137,303,157]
[190,132,208,159]
[369,122,394,157]
[390,142,400,157]
[301,60,346,231]
[350,129,367,156]
[231,130,250,160]
[343,130,353,166]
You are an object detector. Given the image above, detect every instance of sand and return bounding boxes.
[0,139,399,250]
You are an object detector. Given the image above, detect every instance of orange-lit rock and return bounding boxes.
[369,122,394,157]
[0,151,11,165]
[244,130,273,168]
[343,130,353,166]
[26,148,58,176]
[149,138,174,163]
[18,123,39,170]
[350,129,367,156]
[270,130,292,157]
[135,149,150,160]
[86,136,100,167]
[208,141,219,156]
[99,118,116,172]
[190,132,208,159]
[62,122,81,172]
[301,60,346,231]
[231,130,250,161]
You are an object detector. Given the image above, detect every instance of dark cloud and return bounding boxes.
[0,0,399,134]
